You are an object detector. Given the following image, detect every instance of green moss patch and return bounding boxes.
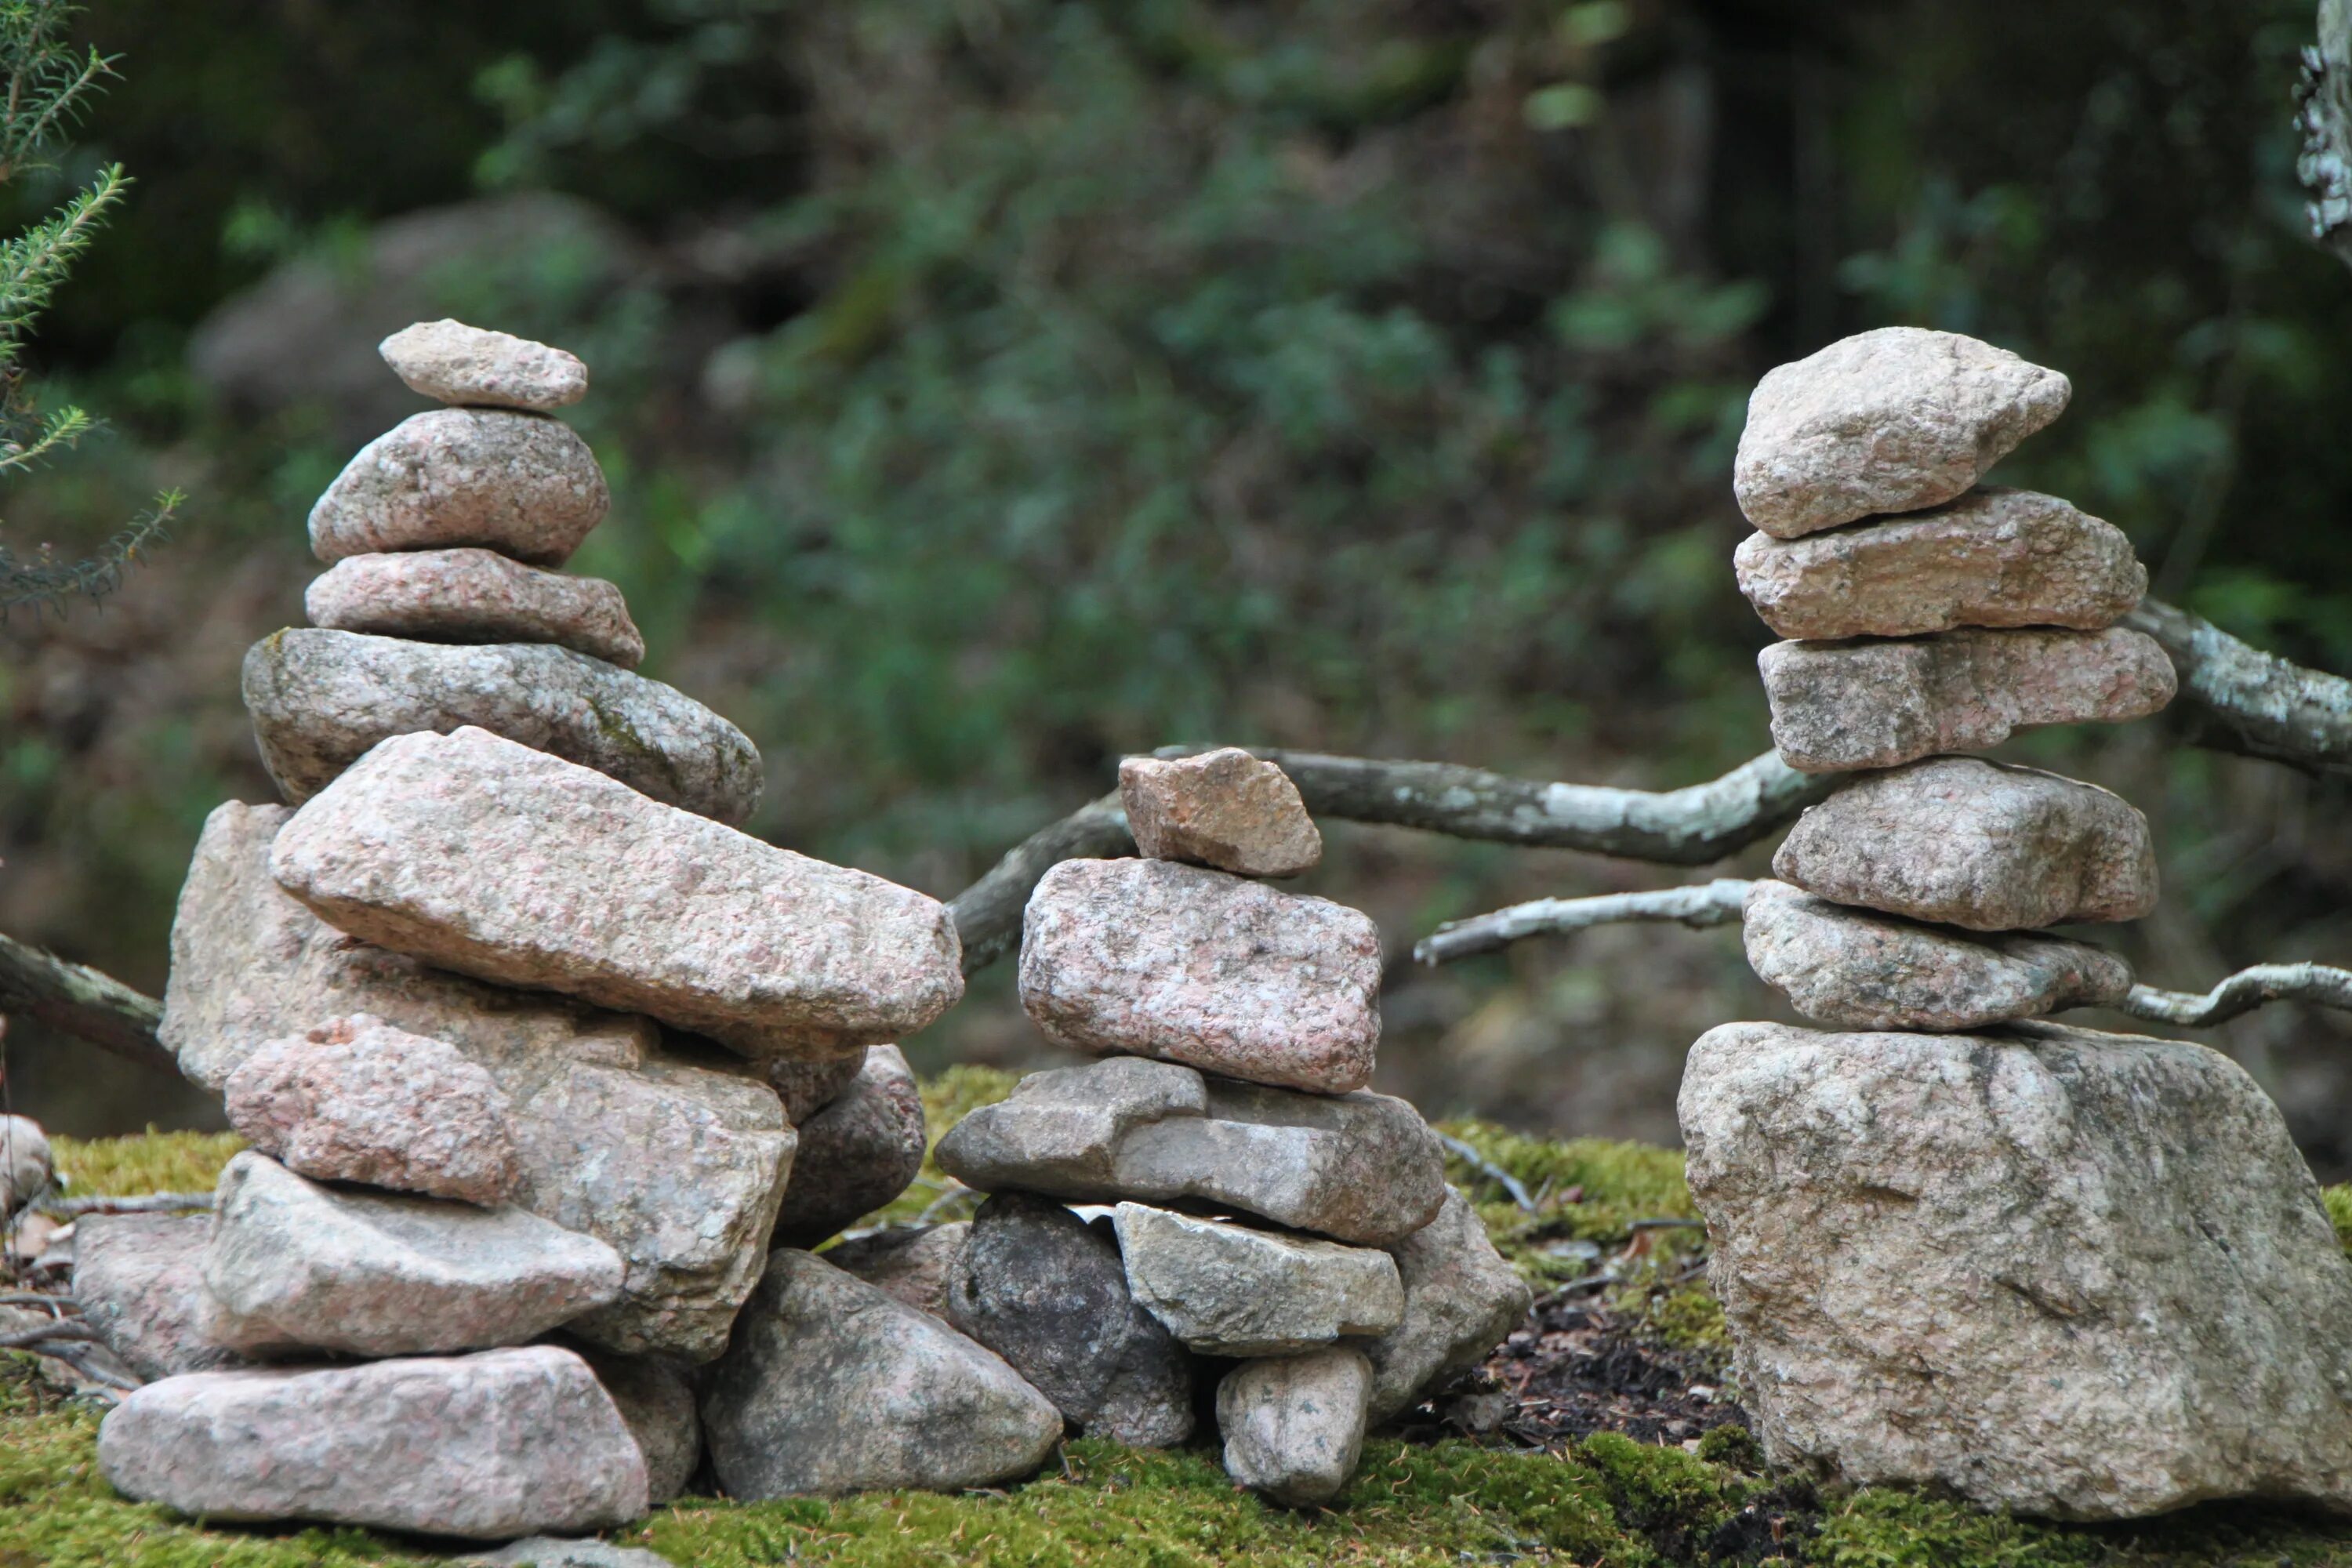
[48,1130,245,1199]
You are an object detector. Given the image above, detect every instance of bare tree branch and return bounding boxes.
[2301,0,2352,272]
[947,792,1131,975]
[2116,964,2352,1028]
[1414,880,1754,966]
[2126,599,2352,777]
[0,929,172,1074]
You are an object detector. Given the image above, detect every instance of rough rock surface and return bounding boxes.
[771,1046,927,1247]
[97,1345,648,1538]
[936,1057,1446,1247]
[243,628,759,823]
[270,727,963,1060]
[1741,880,2133,1031]
[1680,1020,2352,1519]
[827,1224,970,1319]
[1112,1204,1403,1356]
[202,1151,626,1357]
[1759,627,2176,772]
[1733,328,2071,538]
[310,407,609,564]
[946,1192,1194,1446]
[1362,1189,1533,1425]
[702,1250,1063,1497]
[466,1541,672,1568]
[1119,748,1323,877]
[73,1214,252,1381]
[1733,488,2144,641]
[1019,858,1381,1094]
[306,548,644,667]
[1218,1349,1374,1508]
[576,1348,701,1505]
[224,1014,521,1204]
[1,1112,49,1212]
[380,319,588,411]
[763,1051,868,1125]
[1773,757,2159,930]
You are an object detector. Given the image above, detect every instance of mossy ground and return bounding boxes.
[13,1078,2352,1566]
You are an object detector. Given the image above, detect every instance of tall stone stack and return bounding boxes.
[1681,328,2352,1519]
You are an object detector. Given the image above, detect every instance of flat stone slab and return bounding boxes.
[828,1223,969,1320]
[97,1345,648,1538]
[1113,1203,1403,1356]
[1734,488,2144,641]
[381,319,588,411]
[1120,748,1323,877]
[1774,757,2158,929]
[202,1151,625,1357]
[1734,328,2071,538]
[1020,858,1381,1094]
[935,1057,1446,1247]
[306,548,644,667]
[1218,1348,1373,1508]
[1362,1189,1531,1425]
[771,1045,927,1248]
[310,407,608,564]
[73,1214,251,1381]
[244,628,760,824]
[1759,626,2175,772]
[702,1249,1062,1497]
[270,725,964,1061]
[1680,1020,2352,1519]
[1741,880,2133,1031]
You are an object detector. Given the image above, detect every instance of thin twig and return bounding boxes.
[0,1317,96,1349]
[1436,1134,1538,1214]
[34,1191,210,1218]
[2115,963,2352,1028]
[913,1184,981,1226]
[1416,879,1753,966]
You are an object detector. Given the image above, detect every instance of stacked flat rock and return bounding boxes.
[1688,328,2352,1519]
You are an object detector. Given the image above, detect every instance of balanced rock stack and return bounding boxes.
[82,323,967,1539]
[1682,328,2352,1519]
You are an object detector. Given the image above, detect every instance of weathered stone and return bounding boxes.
[270,727,963,1060]
[1362,1189,1532,1425]
[1680,1020,2352,1519]
[763,1051,868,1124]
[306,549,644,667]
[1020,859,1381,1094]
[1733,488,2145,641]
[1741,880,2132,1031]
[467,1541,672,1568]
[243,628,760,824]
[1112,1203,1403,1356]
[827,1223,969,1319]
[1773,757,2159,929]
[1119,748,1323,877]
[1759,627,2175,773]
[1,1113,49,1212]
[770,1045,927,1247]
[224,1014,521,1204]
[73,1214,251,1381]
[310,407,608,564]
[97,1345,648,1538]
[575,1348,700,1505]
[380,319,589,412]
[1217,1349,1374,1508]
[946,1192,1194,1446]
[201,1151,625,1357]
[936,1057,1446,1247]
[1734,328,2071,538]
[702,1250,1063,1497]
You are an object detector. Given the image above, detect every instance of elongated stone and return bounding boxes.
[243,628,760,824]
[269,726,964,1060]
[1759,627,2175,772]
[1734,489,2145,640]
[1362,1189,1532,1425]
[1120,748,1323,877]
[771,1045,927,1247]
[310,408,608,564]
[74,1214,251,1381]
[1218,1349,1373,1508]
[1773,757,2158,929]
[381,320,588,411]
[1112,1203,1403,1357]
[306,549,644,667]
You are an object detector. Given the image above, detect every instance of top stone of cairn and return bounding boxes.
[382,320,588,412]
[1119,748,1323,878]
[1734,328,2071,539]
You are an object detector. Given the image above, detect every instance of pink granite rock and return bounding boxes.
[1120,748,1323,877]
[1759,627,2175,772]
[771,1045,927,1248]
[224,1014,522,1204]
[1018,858,1381,1094]
[310,408,609,564]
[73,1214,252,1381]
[306,548,644,667]
[268,726,964,1061]
[381,320,588,411]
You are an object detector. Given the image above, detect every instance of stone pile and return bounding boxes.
[1685,327,2352,1518]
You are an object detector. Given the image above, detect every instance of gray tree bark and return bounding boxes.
[0,930,172,1074]
[2300,0,2352,271]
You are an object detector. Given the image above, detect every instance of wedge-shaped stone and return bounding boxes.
[381,319,588,412]
[270,726,964,1060]
[97,1346,648,1538]
[1680,1021,2352,1519]
[828,1223,969,1320]
[1112,1204,1402,1356]
[1362,1189,1532,1425]
[73,1214,251,1381]
[702,1250,1062,1497]
[1734,489,2144,640]
[307,549,644,667]
[1773,757,2158,929]
[1020,858,1381,1094]
[310,407,608,564]
[935,1058,1446,1247]
[1759,626,2174,772]
[203,1152,625,1357]
[575,1348,700,1506]
[1734,328,2071,538]
[1218,1348,1373,1508]
[244,629,759,823]
[1120,747,1323,877]
[771,1045,927,1247]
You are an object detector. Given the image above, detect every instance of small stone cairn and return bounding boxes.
[1684,328,2352,1519]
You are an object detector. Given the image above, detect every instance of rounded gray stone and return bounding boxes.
[770,1045,928,1248]
[310,407,609,564]
[380,319,589,412]
[1217,1348,1373,1508]
[1362,1189,1531,1425]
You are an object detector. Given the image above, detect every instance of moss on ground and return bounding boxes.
[48,1129,245,1198]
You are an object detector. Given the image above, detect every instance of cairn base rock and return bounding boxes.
[1218,1349,1374,1508]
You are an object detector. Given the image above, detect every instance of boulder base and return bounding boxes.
[1218,1348,1374,1508]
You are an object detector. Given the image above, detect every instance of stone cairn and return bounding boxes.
[1682,328,2352,1519]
